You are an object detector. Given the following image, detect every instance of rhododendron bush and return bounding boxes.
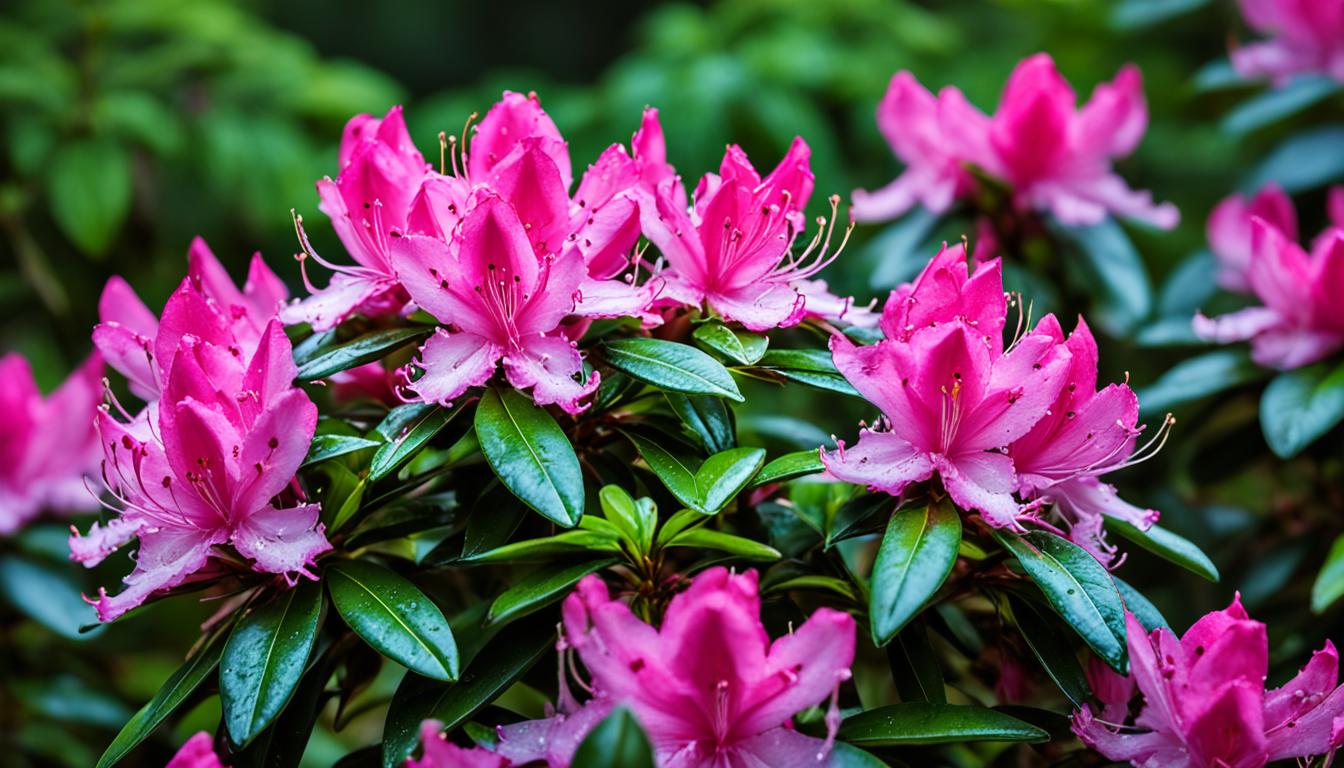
[5,1,1344,767]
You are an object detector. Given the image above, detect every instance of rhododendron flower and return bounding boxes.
[1008,315,1163,564]
[166,732,224,768]
[1207,184,1300,293]
[0,352,103,534]
[94,237,288,401]
[495,567,857,767]
[824,245,1071,528]
[1074,598,1344,767]
[408,721,506,768]
[391,193,601,413]
[282,105,430,330]
[71,321,330,621]
[1194,218,1344,369]
[641,139,869,330]
[1232,0,1344,85]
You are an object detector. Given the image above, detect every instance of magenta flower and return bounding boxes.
[71,321,330,621]
[391,192,600,414]
[1232,0,1344,85]
[408,721,506,768]
[165,732,224,768]
[1007,315,1162,564]
[1074,598,1344,767]
[1207,184,1300,293]
[282,105,430,330]
[495,568,856,768]
[1195,219,1344,369]
[94,237,288,401]
[0,352,103,534]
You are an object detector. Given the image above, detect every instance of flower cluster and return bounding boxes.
[1232,0,1344,85]
[854,53,1178,230]
[824,244,1161,562]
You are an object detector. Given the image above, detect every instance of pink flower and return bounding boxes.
[329,362,399,406]
[70,321,330,621]
[166,732,224,768]
[1207,184,1299,293]
[495,568,857,768]
[282,105,430,331]
[641,139,865,330]
[1194,218,1344,369]
[391,192,600,414]
[1007,315,1162,565]
[1073,597,1344,768]
[1232,0,1344,85]
[0,352,103,534]
[823,246,1072,528]
[94,237,288,401]
[408,721,507,768]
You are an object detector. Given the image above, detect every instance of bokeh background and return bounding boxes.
[4,0,1342,764]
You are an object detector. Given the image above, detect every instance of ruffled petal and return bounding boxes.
[403,330,502,407]
[938,450,1022,528]
[231,502,329,580]
[708,281,805,332]
[409,720,507,768]
[90,524,224,621]
[821,429,934,496]
[503,334,598,414]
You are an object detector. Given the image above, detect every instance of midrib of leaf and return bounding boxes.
[335,569,447,676]
[613,346,731,395]
[498,393,565,513]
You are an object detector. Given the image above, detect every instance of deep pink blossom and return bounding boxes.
[1074,598,1344,767]
[495,568,856,768]
[408,721,506,768]
[166,732,224,768]
[1207,184,1300,293]
[282,105,430,330]
[1007,315,1160,564]
[0,352,103,534]
[71,321,330,621]
[391,192,601,414]
[1195,218,1344,369]
[94,237,288,401]
[1232,0,1344,85]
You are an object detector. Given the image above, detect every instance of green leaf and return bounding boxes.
[750,450,825,488]
[696,447,766,513]
[572,707,656,768]
[1312,534,1344,614]
[692,322,768,365]
[302,435,381,468]
[382,616,554,768]
[886,622,946,704]
[488,558,618,626]
[603,337,743,400]
[296,329,428,381]
[221,581,324,747]
[624,430,702,511]
[1223,75,1341,136]
[870,500,962,645]
[1136,349,1267,416]
[837,703,1048,746]
[460,530,621,564]
[1260,362,1344,459]
[1245,126,1344,194]
[1114,575,1170,631]
[665,393,736,454]
[755,349,861,398]
[1111,0,1210,29]
[369,403,464,482]
[1008,595,1089,707]
[1105,518,1219,582]
[0,554,98,640]
[599,485,655,554]
[1054,217,1152,335]
[327,560,459,682]
[95,626,228,768]
[49,138,131,256]
[664,528,781,561]
[475,388,584,527]
[827,493,897,547]
[864,207,942,290]
[997,532,1128,672]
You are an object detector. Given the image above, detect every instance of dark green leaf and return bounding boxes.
[624,430,702,511]
[1008,596,1089,707]
[1054,217,1152,335]
[837,703,1048,746]
[296,329,428,380]
[221,581,324,747]
[1113,575,1170,631]
[604,337,743,401]
[49,138,131,256]
[1136,349,1267,416]
[571,707,656,768]
[755,349,861,398]
[1222,75,1341,136]
[1157,250,1219,318]
[827,494,897,547]
[488,559,618,626]
[475,388,584,527]
[1313,534,1344,614]
[327,560,459,682]
[302,435,381,469]
[692,322,769,365]
[664,528,781,561]
[0,554,99,640]
[461,530,622,564]
[750,450,825,488]
[870,501,962,645]
[1105,518,1219,582]
[369,403,464,482]
[666,393,736,454]
[886,622,946,704]
[1260,362,1344,459]
[1244,126,1344,193]
[696,447,766,513]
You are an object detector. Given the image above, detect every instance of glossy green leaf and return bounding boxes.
[624,430,702,510]
[837,703,1048,746]
[665,393,735,454]
[754,349,861,398]
[1114,575,1170,631]
[0,554,99,640]
[692,322,768,365]
[599,485,655,554]
[1244,126,1344,193]
[296,329,428,380]
[696,447,766,513]
[750,450,825,488]
[1008,595,1089,707]
[327,560,459,682]
[827,493,897,547]
[1313,534,1344,614]
[997,531,1128,672]
[221,581,324,747]
[369,403,464,482]
[50,138,132,256]
[1260,362,1344,459]
[1136,349,1267,416]
[572,707,656,768]
[603,337,743,401]
[1105,518,1219,582]
[886,622,946,704]
[870,501,962,645]
[460,530,622,564]
[476,388,584,527]
[664,528,781,561]
[488,558,618,626]
[302,435,381,468]
[95,626,228,768]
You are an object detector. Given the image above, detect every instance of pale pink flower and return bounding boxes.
[1195,218,1344,369]
[408,721,507,768]
[1074,597,1344,768]
[165,732,224,768]
[1232,0,1344,85]
[70,321,330,621]
[495,568,856,768]
[390,192,600,414]
[1207,184,1299,293]
[0,352,103,534]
